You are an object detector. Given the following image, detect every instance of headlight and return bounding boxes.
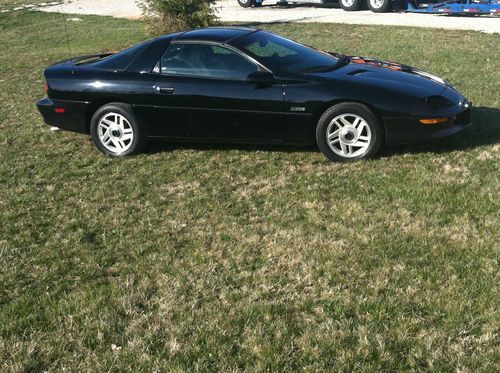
[424,95,455,109]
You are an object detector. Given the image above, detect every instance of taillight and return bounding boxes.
[44,81,49,93]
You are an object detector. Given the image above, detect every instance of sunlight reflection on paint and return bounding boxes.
[90,81,108,89]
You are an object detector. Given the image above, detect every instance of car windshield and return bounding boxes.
[232,31,340,74]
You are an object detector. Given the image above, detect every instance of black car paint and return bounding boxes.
[37,27,471,147]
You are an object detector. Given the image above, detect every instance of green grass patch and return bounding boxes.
[1,10,499,371]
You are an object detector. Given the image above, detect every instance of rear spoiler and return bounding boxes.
[53,53,115,66]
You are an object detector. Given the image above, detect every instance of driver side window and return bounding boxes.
[158,43,259,80]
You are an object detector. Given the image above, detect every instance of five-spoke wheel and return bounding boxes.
[90,103,145,157]
[316,102,383,162]
[97,113,134,154]
[326,113,372,159]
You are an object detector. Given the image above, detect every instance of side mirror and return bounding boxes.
[247,71,275,85]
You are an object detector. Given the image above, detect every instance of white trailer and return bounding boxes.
[237,0,394,12]
[237,0,500,14]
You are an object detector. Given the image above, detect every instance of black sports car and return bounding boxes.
[37,27,472,161]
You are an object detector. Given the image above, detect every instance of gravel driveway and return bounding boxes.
[38,0,500,34]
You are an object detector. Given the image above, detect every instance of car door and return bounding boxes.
[148,42,286,142]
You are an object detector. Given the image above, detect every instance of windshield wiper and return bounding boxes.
[299,54,351,74]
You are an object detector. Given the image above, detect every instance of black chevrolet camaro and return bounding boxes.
[37,27,472,161]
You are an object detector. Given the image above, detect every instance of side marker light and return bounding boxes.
[419,117,448,125]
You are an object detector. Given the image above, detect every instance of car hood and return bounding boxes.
[314,54,448,97]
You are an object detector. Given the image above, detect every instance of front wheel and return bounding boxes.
[237,0,254,8]
[90,103,146,157]
[367,0,393,12]
[339,0,364,11]
[316,103,383,162]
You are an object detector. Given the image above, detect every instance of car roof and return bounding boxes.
[172,26,258,44]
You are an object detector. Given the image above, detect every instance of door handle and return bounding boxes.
[155,86,175,95]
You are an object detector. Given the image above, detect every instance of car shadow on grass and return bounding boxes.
[145,106,499,158]
[145,139,317,156]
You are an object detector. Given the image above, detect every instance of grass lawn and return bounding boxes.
[1,9,499,372]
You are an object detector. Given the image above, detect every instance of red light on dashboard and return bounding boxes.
[55,108,65,113]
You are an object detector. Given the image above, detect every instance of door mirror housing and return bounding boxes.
[247,71,275,85]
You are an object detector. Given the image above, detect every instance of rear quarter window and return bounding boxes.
[89,41,151,71]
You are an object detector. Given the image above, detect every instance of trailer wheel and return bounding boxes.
[238,0,254,8]
[367,0,393,12]
[340,0,364,11]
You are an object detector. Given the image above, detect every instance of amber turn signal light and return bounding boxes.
[419,117,448,125]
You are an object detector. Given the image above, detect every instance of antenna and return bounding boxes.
[59,2,73,58]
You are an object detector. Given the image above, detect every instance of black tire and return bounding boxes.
[90,103,146,157]
[367,0,393,12]
[339,0,364,11]
[316,102,383,162]
[238,0,254,8]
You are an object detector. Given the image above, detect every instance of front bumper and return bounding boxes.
[37,97,90,134]
[384,105,472,146]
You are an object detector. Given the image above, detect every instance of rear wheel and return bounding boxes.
[339,0,364,11]
[316,103,383,162]
[367,0,393,12]
[90,103,146,157]
[238,0,254,8]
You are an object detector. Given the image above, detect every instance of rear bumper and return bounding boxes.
[37,97,90,134]
[384,106,472,146]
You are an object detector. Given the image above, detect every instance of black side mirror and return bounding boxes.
[247,71,275,85]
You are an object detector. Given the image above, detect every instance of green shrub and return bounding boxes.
[138,0,219,35]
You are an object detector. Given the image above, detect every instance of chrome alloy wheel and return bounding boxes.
[369,0,385,8]
[97,112,134,154]
[326,113,372,158]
